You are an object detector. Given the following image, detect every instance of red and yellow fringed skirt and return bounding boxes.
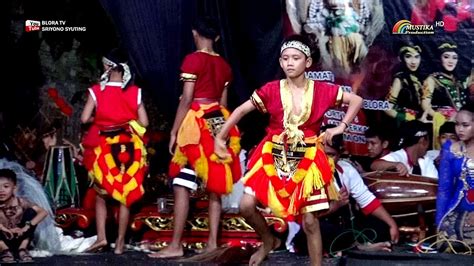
[242,136,338,220]
[169,102,241,195]
[86,122,147,207]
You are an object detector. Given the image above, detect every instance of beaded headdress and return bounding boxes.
[280,40,311,57]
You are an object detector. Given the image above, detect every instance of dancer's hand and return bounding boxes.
[214,137,230,160]
[168,134,176,155]
[324,125,345,145]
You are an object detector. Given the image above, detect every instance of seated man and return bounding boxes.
[351,127,392,173]
[292,126,398,255]
[371,121,438,178]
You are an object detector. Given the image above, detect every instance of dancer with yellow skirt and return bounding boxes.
[149,17,241,259]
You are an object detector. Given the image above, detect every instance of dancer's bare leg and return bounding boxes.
[114,204,130,254]
[302,212,322,266]
[148,185,190,258]
[203,192,221,252]
[240,194,280,266]
[86,195,108,252]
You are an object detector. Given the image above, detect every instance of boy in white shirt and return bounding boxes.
[371,120,438,178]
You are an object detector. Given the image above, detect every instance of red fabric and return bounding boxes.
[361,198,382,215]
[82,188,97,209]
[180,51,232,99]
[90,84,140,127]
[169,103,241,195]
[254,80,340,137]
[443,15,459,32]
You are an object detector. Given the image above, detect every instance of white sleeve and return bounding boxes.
[88,88,97,105]
[137,88,142,105]
[381,152,397,162]
[342,162,376,209]
[420,158,439,179]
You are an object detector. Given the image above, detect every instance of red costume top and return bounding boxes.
[89,82,141,127]
[243,79,343,219]
[180,51,232,99]
[251,79,343,138]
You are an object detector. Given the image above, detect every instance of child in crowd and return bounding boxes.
[0,169,47,263]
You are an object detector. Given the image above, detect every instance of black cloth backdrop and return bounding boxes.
[99,0,284,119]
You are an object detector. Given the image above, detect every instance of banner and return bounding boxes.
[285,0,473,155]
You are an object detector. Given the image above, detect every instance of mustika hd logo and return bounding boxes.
[392,19,444,35]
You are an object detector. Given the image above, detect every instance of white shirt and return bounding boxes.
[380,149,438,179]
[337,160,377,210]
[425,149,440,162]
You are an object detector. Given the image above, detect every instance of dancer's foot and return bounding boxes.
[85,239,108,253]
[114,237,125,255]
[148,245,184,259]
[249,237,281,266]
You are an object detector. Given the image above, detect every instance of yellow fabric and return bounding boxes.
[433,112,447,150]
[267,182,287,217]
[176,103,219,147]
[225,163,233,193]
[406,112,416,121]
[242,159,263,183]
[326,157,339,200]
[180,73,197,81]
[194,146,209,184]
[250,91,267,113]
[279,79,314,148]
[176,109,202,146]
[129,120,146,137]
[171,148,188,167]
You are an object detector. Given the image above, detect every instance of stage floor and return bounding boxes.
[30,250,473,265]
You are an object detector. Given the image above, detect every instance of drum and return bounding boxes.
[43,145,80,210]
[363,171,438,218]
